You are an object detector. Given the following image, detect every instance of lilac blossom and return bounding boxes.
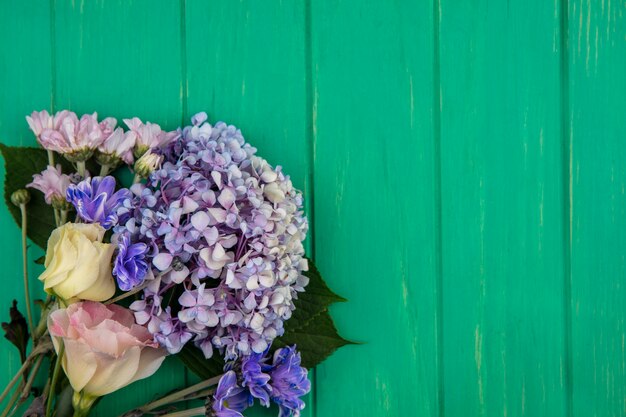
[66,176,131,229]
[113,233,149,291]
[27,165,72,208]
[118,113,309,359]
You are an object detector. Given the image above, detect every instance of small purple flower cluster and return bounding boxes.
[114,113,309,359]
[212,346,310,417]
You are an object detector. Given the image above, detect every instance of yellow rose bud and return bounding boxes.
[38,223,116,302]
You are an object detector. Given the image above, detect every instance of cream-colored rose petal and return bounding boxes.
[60,240,114,300]
[39,231,77,288]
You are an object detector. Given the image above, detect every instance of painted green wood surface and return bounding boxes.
[1,1,625,416]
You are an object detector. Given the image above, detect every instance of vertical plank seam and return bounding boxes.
[304,1,317,416]
[49,0,56,112]
[432,0,444,416]
[180,0,188,125]
[559,0,574,415]
[179,0,189,393]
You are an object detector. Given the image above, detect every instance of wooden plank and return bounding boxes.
[310,0,440,416]
[184,0,311,208]
[438,0,568,415]
[0,0,53,408]
[568,0,626,415]
[184,1,311,416]
[52,1,187,415]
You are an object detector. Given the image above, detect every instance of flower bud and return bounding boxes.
[134,151,163,179]
[10,189,30,206]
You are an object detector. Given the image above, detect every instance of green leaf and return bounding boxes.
[275,308,353,369]
[276,258,353,368]
[301,258,347,305]
[178,344,225,380]
[0,144,71,249]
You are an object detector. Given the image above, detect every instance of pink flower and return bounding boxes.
[38,111,112,160]
[76,112,108,149]
[123,117,175,156]
[99,117,118,139]
[27,165,72,206]
[39,111,80,154]
[124,117,161,156]
[25,110,54,140]
[48,301,166,397]
[97,127,136,165]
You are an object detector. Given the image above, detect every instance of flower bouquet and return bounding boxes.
[0,111,350,417]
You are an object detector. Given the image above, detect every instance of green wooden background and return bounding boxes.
[1,0,625,416]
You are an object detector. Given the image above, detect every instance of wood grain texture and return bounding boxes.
[0,0,52,403]
[438,0,568,415]
[311,0,441,416]
[568,0,626,416]
[52,0,187,415]
[1,0,626,416]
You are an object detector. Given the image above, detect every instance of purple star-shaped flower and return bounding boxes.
[66,176,131,229]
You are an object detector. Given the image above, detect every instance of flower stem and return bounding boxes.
[19,204,35,338]
[47,150,55,166]
[138,375,220,413]
[0,383,22,417]
[60,210,68,225]
[0,360,29,405]
[45,342,64,417]
[99,164,110,177]
[19,354,44,401]
[53,208,61,227]
[77,161,86,178]
[104,281,150,305]
[106,268,172,306]
[0,341,52,404]
[132,173,141,184]
[158,407,205,417]
[118,375,220,417]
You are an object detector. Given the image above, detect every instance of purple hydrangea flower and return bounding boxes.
[267,346,310,417]
[67,176,131,229]
[115,113,309,360]
[211,371,252,417]
[113,233,149,290]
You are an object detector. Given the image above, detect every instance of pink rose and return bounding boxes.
[48,301,166,397]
